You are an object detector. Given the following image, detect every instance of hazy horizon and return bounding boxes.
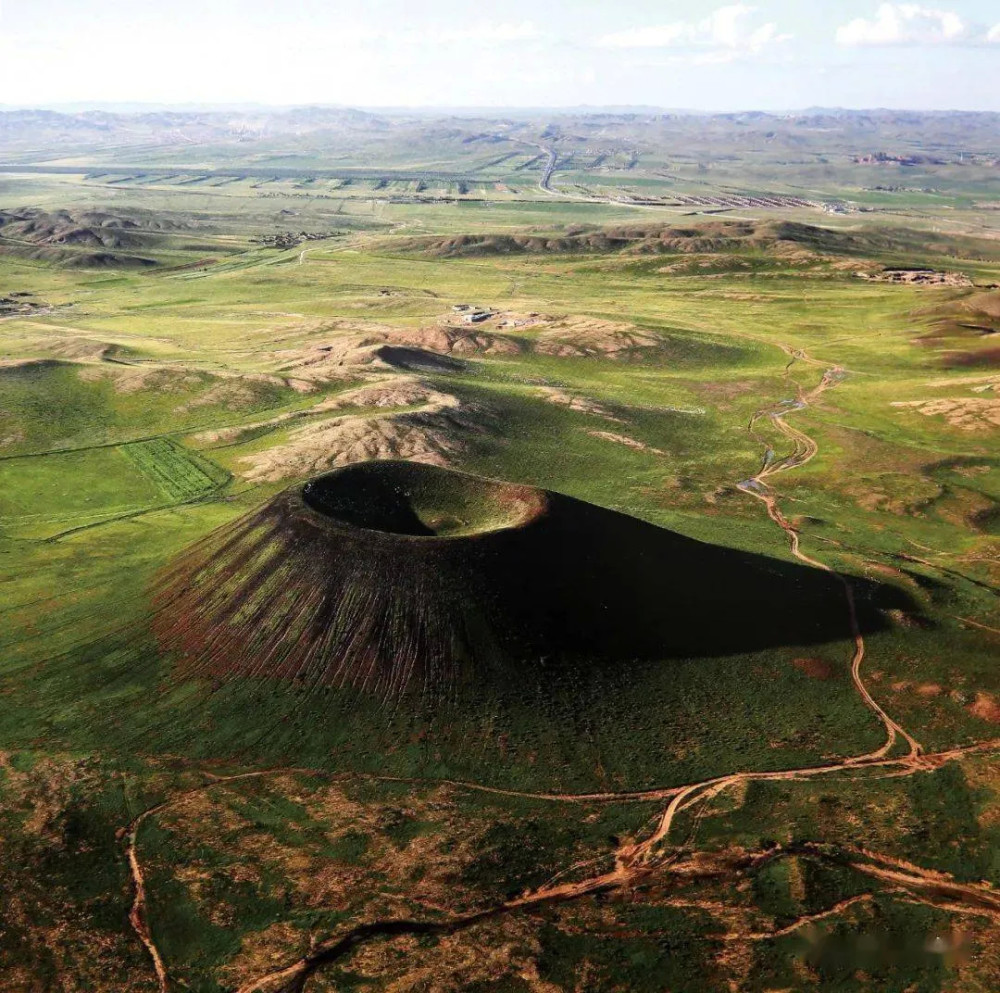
[2,1,999,112]
[2,101,999,116]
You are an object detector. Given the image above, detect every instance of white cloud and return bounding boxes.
[601,24,687,48]
[598,4,790,56]
[411,21,541,46]
[836,4,991,46]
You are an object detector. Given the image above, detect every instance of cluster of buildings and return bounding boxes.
[452,303,493,324]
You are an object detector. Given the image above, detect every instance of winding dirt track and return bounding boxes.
[737,357,923,763]
[124,346,996,992]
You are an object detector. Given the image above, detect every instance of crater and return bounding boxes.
[302,460,545,538]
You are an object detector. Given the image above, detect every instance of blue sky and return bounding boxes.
[1,1,999,110]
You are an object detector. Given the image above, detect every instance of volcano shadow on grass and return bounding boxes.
[152,461,917,703]
[373,344,466,373]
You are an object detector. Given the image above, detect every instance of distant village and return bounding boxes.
[252,230,345,250]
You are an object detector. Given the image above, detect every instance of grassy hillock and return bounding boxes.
[382,220,1000,264]
[912,288,1000,369]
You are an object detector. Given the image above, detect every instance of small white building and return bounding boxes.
[462,311,492,324]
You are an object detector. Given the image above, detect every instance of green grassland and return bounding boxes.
[2,240,997,730]
[1,137,999,992]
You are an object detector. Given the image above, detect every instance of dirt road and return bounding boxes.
[128,742,1000,993]
[125,345,988,992]
[737,353,923,760]
[539,145,558,194]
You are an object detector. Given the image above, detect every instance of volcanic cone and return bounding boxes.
[153,460,913,702]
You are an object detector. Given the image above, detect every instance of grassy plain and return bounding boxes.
[1,116,999,990]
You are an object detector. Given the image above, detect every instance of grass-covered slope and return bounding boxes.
[2,124,1000,991]
[382,220,1000,264]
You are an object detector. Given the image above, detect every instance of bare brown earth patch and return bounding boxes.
[276,323,520,383]
[274,313,662,387]
[926,373,1000,390]
[963,755,1000,832]
[692,379,758,402]
[853,488,913,515]
[891,398,1000,431]
[77,364,179,393]
[31,336,114,362]
[76,364,273,398]
[237,388,493,483]
[174,380,263,413]
[345,919,545,993]
[792,657,836,680]
[533,316,660,359]
[968,692,1000,724]
[538,387,622,421]
[587,430,664,455]
[382,325,521,358]
[487,310,666,360]
[196,379,474,453]
[238,415,453,482]
[191,379,435,445]
[0,428,25,448]
[871,564,909,582]
[202,780,503,991]
[316,378,456,412]
[195,414,297,445]
[657,254,753,274]
[887,678,945,697]
[222,922,305,989]
[855,484,944,517]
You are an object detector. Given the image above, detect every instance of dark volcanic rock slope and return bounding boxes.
[153,461,914,704]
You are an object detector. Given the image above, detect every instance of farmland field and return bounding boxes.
[1,106,999,992]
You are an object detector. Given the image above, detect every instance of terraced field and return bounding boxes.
[120,439,229,503]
